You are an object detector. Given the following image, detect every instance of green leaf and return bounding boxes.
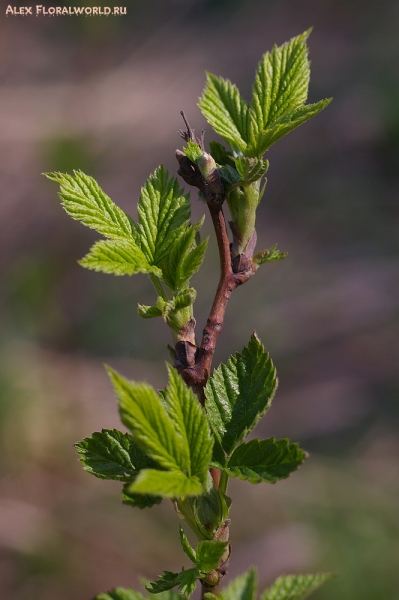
[122,482,162,509]
[129,470,203,498]
[253,244,287,265]
[107,368,187,473]
[45,170,136,241]
[162,219,208,293]
[204,333,277,456]
[225,437,307,484]
[107,365,213,495]
[75,429,157,481]
[199,73,250,153]
[79,240,161,277]
[251,31,312,135]
[219,567,257,600]
[164,365,213,486]
[147,588,185,600]
[137,166,191,266]
[179,526,197,563]
[248,99,331,156]
[147,568,200,597]
[183,142,203,164]
[196,540,228,572]
[234,157,269,185]
[147,572,182,594]
[94,588,147,600]
[137,290,197,322]
[260,573,334,600]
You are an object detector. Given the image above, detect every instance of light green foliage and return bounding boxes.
[79,239,161,277]
[107,364,213,497]
[46,167,208,335]
[199,73,250,154]
[161,219,208,293]
[219,567,257,600]
[205,333,277,456]
[48,31,333,600]
[199,31,331,159]
[136,166,190,266]
[218,437,307,484]
[45,170,136,241]
[260,573,335,600]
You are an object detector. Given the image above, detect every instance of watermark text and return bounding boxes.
[5,5,127,16]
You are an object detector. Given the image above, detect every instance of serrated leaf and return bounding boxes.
[147,588,185,600]
[248,99,331,156]
[183,142,203,164]
[137,302,164,319]
[137,166,190,266]
[251,31,312,136]
[196,540,228,572]
[225,438,307,484]
[204,333,277,456]
[107,368,188,473]
[147,572,181,594]
[79,240,161,277]
[122,482,162,509]
[94,587,147,600]
[179,526,197,563]
[107,365,213,495]
[75,429,157,481]
[253,244,287,265]
[164,365,213,486]
[219,567,257,600]
[147,568,200,597]
[162,219,208,293]
[129,469,203,498]
[234,157,269,185]
[45,170,136,241]
[261,573,334,600]
[199,73,250,153]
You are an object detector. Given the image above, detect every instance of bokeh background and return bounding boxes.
[1,0,399,598]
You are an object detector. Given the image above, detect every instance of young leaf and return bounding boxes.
[45,171,136,241]
[204,333,277,456]
[107,364,213,495]
[122,482,162,509]
[179,525,197,563]
[248,99,331,156]
[234,157,269,185]
[129,470,203,498]
[147,568,200,597]
[199,73,250,153]
[260,573,334,600]
[137,166,191,266]
[225,438,307,484]
[196,540,229,572]
[251,31,312,135]
[164,365,213,486]
[219,567,257,600]
[107,368,188,473]
[94,588,147,600]
[161,220,208,293]
[79,240,161,277]
[209,142,235,168]
[253,244,287,265]
[75,429,158,481]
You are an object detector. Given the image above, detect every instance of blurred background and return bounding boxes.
[1,0,399,598]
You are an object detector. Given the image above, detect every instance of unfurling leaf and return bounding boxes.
[94,587,147,600]
[253,244,287,265]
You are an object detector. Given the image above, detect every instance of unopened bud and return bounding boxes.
[197,152,224,196]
